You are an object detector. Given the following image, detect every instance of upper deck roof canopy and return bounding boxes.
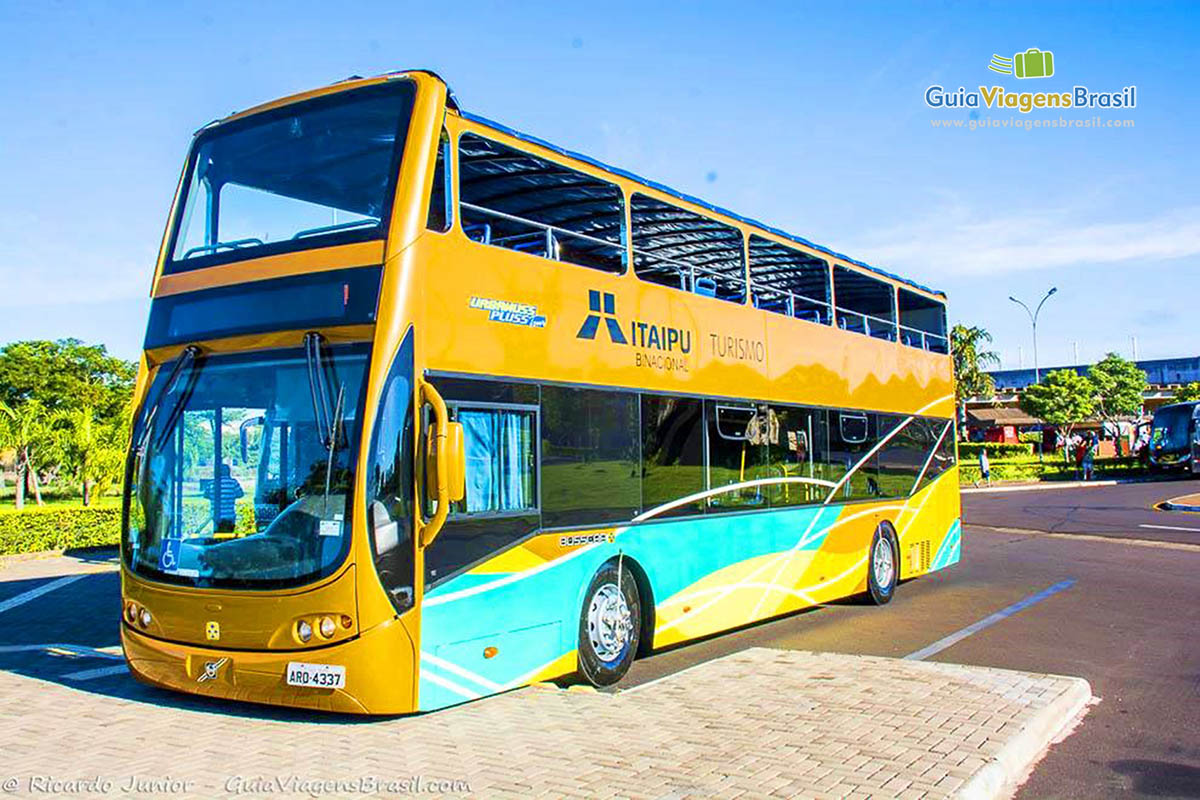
[211,70,945,300]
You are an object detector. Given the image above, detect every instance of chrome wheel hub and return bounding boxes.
[587,583,633,662]
[873,536,895,589]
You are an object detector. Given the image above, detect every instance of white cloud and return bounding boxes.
[856,205,1200,279]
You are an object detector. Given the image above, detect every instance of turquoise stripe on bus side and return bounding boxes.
[929,519,962,571]
[419,503,840,710]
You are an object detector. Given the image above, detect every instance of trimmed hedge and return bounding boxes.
[0,506,121,556]
[960,456,1147,484]
[958,442,1034,459]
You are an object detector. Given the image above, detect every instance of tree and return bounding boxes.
[0,339,135,424]
[1019,369,1096,441]
[950,324,999,422]
[0,400,54,509]
[1175,382,1200,403]
[56,406,128,506]
[1088,353,1148,427]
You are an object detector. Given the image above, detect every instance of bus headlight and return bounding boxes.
[297,620,313,643]
[125,602,138,623]
[319,617,336,639]
[139,608,152,628]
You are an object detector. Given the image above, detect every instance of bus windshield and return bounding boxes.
[167,81,415,271]
[1151,404,1194,455]
[123,343,370,590]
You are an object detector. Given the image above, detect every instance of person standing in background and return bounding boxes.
[978,446,991,487]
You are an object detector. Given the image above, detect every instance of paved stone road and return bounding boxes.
[0,647,1088,799]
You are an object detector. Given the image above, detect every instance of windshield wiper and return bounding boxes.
[304,332,348,517]
[136,346,201,455]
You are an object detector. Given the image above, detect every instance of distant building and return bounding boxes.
[964,355,1199,448]
[989,356,1200,391]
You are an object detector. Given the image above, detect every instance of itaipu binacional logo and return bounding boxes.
[576,289,692,372]
[925,48,1136,113]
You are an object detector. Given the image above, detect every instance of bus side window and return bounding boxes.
[450,407,537,516]
[457,133,625,273]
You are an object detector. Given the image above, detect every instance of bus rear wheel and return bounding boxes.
[866,523,899,605]
[577,561,641,686]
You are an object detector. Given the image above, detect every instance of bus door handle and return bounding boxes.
[419,380,465,547]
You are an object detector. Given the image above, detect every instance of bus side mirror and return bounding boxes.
[445,422,466,503]
[424,421,466,505]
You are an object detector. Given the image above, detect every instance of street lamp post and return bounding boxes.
[1009,287,1058,384]
[1010,288,1058,463]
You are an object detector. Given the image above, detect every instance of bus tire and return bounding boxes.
[866,523,899,606]
[577,560,641,687]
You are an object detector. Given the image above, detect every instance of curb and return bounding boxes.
[961,480,1117,494]
[956,676,1094,800]
[1162,496,1200,513]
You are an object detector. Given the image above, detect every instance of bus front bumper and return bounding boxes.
[121,620,416,715]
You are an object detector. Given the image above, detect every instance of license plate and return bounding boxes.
[285,662,346,689]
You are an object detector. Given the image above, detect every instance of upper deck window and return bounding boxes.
[897,288,948,353]
[631,194,746,304]
[748,236,831,325]
[458,133,625,273]
[833,266,897,341]
[167,81,416,273]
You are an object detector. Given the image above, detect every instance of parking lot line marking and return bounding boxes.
[0,644,122,660]
[0,575,84,615]
[904,579,1076,661]
[1139,523,1200,533]
[63,665,127,681]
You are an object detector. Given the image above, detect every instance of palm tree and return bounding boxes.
[55,405,127,506]
[951,324,1000,426]
[0,401,51,509]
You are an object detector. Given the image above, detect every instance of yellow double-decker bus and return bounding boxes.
[121,70,960,713]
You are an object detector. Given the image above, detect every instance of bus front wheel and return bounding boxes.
[866,523,899,606]
[577,560,641,686]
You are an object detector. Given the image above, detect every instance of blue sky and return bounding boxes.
[1,1,1196,369]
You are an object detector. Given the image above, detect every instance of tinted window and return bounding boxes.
[452,408,537,515]
[918,419,956,491]
[169,82,415,272]
[767,406,831,507]
[641,395,705,518]
[827,411,882,500]
[365,331,415,611]
[425,402,539,587]
[145,266,382,349]
[542,386,640,528]
[877,415,930,497]
[706,402,769,511]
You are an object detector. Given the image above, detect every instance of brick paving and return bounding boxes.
[0,647,1088,799]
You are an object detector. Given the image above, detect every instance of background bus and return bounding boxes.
[120,70,960,714]
[1148,401,1199,472]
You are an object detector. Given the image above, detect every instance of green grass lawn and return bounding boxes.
[0,490,122,511]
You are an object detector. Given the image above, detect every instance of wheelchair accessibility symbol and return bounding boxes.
[159,538,181,573]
